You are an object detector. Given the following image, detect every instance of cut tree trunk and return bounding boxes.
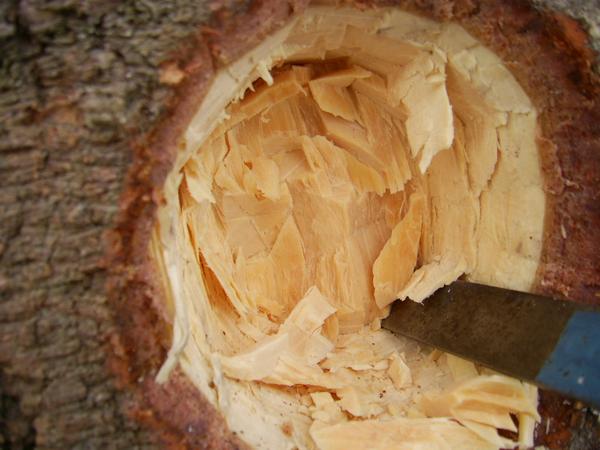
[0,1,598,449]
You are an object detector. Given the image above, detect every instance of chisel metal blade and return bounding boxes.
[382,280,600,408]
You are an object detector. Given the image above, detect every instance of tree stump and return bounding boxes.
[0,1,598,449]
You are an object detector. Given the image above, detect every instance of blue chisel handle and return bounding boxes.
[536,311,600,409]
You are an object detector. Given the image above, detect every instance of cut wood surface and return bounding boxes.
[0,1,598,449]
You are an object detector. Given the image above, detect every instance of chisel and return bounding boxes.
[382,280,600,408]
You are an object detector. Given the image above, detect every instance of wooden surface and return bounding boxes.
[0,0,598,449]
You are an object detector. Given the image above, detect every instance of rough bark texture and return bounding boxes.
[0,1,598,450]
[0,0,222,447]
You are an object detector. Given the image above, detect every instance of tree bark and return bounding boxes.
[0,0,219,447]
[0,0,598,449]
